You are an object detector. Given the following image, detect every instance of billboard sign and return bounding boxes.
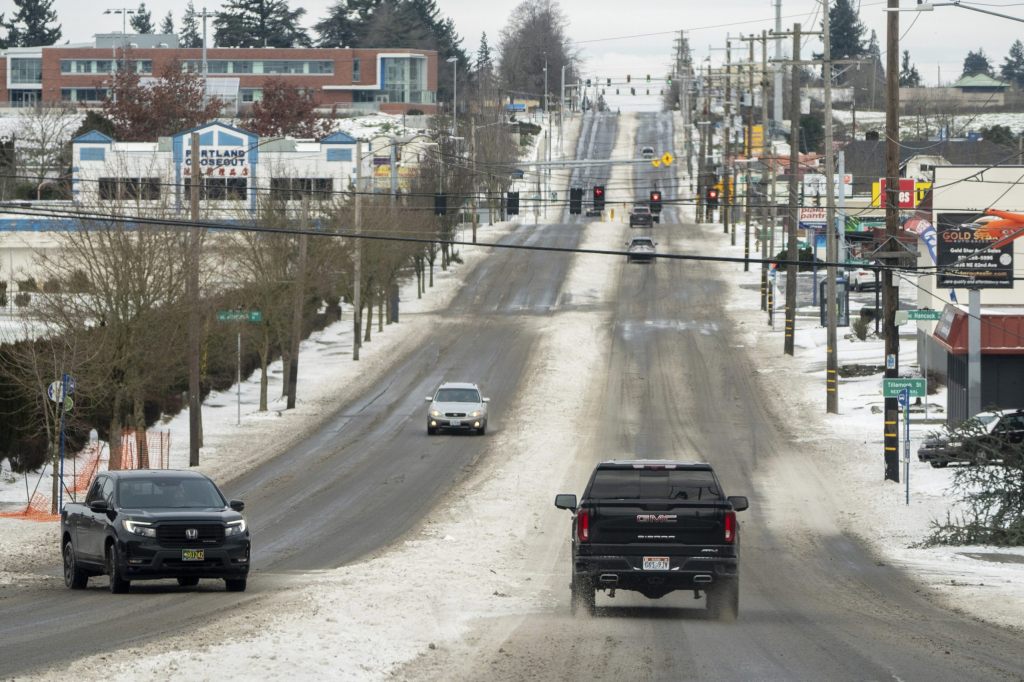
[935,212,1015,288]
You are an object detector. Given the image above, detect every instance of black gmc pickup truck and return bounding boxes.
[60,469,250,593]
[555,460,749,619]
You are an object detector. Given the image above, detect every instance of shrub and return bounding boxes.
[43,278,61,293]
[17,277,38,293]
[13,292,30,307]
[851,316,869,340]
[406,109,424,116]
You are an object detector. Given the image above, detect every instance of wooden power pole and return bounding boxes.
[784,24,801,357]
[353,140,362,362]
[823,0,839,414]
[883,0,901,481]
[188,132,202,466]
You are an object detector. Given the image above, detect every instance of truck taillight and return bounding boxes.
[723,511,736,544]
[577,510,590,542]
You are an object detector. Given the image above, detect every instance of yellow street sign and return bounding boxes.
[661,152,674,166]
[651,159,662,168]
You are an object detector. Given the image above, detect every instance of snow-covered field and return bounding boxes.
[7,110,1024,679]
[833,109,1024,137]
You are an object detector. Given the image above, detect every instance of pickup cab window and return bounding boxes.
[589,469,722,501]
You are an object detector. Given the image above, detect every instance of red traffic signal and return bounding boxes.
[594,187,604,197]
[706,189,719,200]
[650,191,661,202]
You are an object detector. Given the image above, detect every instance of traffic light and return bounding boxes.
[606,78,611,86]
[630,87,635,96]
[586,78,592,87]
[706,188,720,208]
[569,187,583,215]
[646,74,651,82]
[626,74,631,83]
[593,185,605,211]
[649,190,662,214]
[507,191,519,215]
[667,75,672,85]
[434,193,447,215]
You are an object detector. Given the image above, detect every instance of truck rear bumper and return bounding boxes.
[574,554,737,595]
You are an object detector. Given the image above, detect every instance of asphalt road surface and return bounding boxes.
[0,111,620,678]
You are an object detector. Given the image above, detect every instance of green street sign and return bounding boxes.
[907,309,941,321]
[217,310,262,323]
[882,378,926,398]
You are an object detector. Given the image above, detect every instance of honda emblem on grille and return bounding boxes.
[186,528,198,540]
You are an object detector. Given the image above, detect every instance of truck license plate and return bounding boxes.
[643,556,669,571]
[182,549,204,561]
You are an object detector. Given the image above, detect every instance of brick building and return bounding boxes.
[1,33,437,115]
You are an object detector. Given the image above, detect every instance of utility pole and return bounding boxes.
[724,39,733,239]
[187,132,202,466]
[773,0,783,124]
[823,0,839,414]
[784,24,801,356]
[760,29,771,309]
[471,122,478,243]
[287,201,309,410]
[883,0,901,481]
[353,140,362,362]
[743,35,756,272]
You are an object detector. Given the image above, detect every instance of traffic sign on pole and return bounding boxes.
[217,310,263,323]
[907,309,942,321]
[882,378,926,398]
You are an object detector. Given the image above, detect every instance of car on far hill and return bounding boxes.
[630,205,653,228]
[641,146,655,159]
[626,236,657,263]
[426,382,489,435]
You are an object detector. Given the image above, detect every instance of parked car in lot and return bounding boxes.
[847,261,879,291]
[629,205,653,228]
[626,236,657,263]
[426,382,489,435]
[918,409,1024,467]
[555,460,749,618]
[585,206,602,218]
[61,470,250,593]
[641,146,655,159]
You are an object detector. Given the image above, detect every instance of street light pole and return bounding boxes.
[103,7,136,101]
[447,57,458,138]
[883,0,901,482]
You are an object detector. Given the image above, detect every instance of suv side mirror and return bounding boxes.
[728,496,749,512]
[554,494,577,510]
[89,499,110,514]
[424,396,433,402]
[483,397,490,403]
[229,499,245,512]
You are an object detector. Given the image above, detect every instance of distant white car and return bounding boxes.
[426,382,489,435]
[641,146,655,159]
[626,236,657,263]
[848,263,878,291]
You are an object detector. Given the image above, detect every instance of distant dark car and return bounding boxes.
[585,207,602,218]
[918,409,1024,468]
[629,205,653,228]
[61,470,250,593]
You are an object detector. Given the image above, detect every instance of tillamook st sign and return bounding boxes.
[935,212,1014,289]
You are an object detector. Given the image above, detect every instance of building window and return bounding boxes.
[326,148,352,162]
[353,57,360,82]
[10,58,42,84]
[184,59,332,75]
[240,88,262,103]
[60,59,132,74]
[97,177,160,200]
[269,178,333,201]
[189,177,247,201]
[62,87,110,102]
[80,147,106,162]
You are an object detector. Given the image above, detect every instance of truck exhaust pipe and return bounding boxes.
[693,574,713,584]
[599,573,619,584]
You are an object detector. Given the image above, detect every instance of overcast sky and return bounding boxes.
[45,0,1024,88]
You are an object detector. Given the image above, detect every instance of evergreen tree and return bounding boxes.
[1001,40,1024,88]
[159,11,173,35]
[179,2,202,48]
[899,49,921,87]
[475,32,493,74]
[826,0,866,61]
[962,48,995,78]
[315,0,380,47]
[214,0,311,48]
[130,2,154,34]
[4,0,61,47]
[0,14,6,50]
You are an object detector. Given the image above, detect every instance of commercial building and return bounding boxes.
[1,33,437,114]
[70,120,361,219]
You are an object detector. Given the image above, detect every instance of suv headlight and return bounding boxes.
[430,409,442,418]
[470,410,482,418]
[225,519,247,537]
[123,519,156,538]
